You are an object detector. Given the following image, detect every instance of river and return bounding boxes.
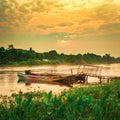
[0,64,120,96]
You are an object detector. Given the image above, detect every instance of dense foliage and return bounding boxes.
[0,80,120,120]
[0,45,120,66]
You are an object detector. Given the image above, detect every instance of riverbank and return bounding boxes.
[0,80,120,119]
[0,62,117,67]
[0,83,69,96]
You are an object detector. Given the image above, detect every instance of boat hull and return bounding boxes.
[17,73,64,83]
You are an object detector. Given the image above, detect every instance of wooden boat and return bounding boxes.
[17,72,65,83]
[17,69,89,86]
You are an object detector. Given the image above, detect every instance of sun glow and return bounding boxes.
[61,40,67,43]
[57,40,72,46]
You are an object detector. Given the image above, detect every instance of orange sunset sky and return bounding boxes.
[0,0,120,57]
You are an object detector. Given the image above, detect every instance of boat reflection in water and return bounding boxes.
[17,70,74,87]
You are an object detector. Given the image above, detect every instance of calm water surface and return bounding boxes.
[0,65,75,96]
[0,64,120,96]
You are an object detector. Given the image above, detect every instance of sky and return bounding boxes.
[0,0,120,57]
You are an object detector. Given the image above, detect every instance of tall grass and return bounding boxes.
[0,80,120,120]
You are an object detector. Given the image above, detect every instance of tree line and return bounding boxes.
[0,45,120,66]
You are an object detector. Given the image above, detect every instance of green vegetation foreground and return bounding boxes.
[0,80,120,120]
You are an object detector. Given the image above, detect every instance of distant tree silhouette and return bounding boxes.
[29,47,34,52]
[0,47,5,51]
[8,44,14,50]
[0,46,120,65]
[103,54,113,63]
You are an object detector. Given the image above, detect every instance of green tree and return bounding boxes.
[8,44,14,50]
[43,50,58,60]
[103,54,114,63]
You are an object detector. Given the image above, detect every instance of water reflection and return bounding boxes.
[0,64,120,96]
[0,66,70,96]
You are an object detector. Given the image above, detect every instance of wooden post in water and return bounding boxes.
[107,78,111,83]
[99,76,102,84]
[71,69,73,75]
[85,75,88,84]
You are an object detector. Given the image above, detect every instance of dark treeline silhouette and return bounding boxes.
[0,45,120,65]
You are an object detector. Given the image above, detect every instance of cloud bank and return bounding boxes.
[0,0,120,56]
